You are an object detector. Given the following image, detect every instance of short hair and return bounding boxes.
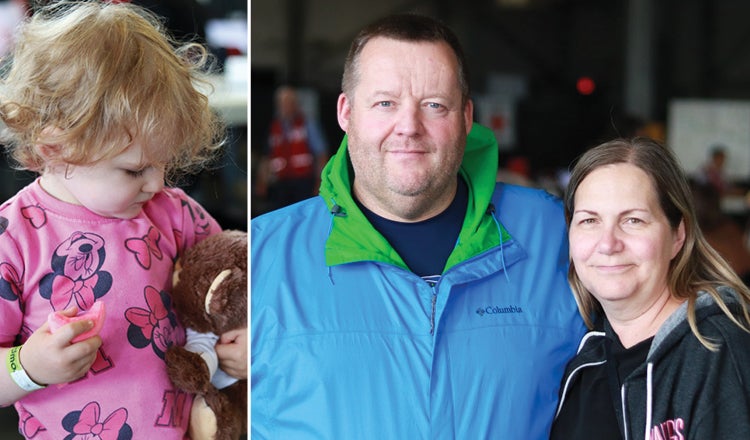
[0,1,225,181]
[710,144,727,159]
[341,13,470,104]
[564,137,750,348]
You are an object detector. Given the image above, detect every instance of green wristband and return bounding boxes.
[6,346,46,392]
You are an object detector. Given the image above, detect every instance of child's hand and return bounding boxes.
[21,307,103,386]
[215,327,247,379]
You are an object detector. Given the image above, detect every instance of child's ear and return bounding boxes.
[34,127,66,161]
[34,143,63,161]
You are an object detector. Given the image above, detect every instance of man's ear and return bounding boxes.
[464,99,474,137]
[337,93,351,132]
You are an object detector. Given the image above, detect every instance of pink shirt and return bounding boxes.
[0,180,220,439]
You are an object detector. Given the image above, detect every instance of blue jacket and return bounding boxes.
[251,124,586,439]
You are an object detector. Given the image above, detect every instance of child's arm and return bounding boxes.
[0,307,102,406]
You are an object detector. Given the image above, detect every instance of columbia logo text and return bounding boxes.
[476,305,523,316]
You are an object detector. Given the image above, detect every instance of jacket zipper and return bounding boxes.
[429,287,437,335]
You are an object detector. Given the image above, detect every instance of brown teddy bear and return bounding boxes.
[165,230,247,440]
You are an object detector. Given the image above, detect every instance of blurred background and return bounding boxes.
[0,0,247,437]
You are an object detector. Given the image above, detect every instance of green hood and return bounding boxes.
[319,123,509,271]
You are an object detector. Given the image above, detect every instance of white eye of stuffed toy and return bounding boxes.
[172,261,183,286]
[205,269,232,315]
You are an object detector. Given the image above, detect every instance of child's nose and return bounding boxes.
[143,168,165,193]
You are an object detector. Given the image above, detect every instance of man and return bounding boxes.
[256,85,328,209]
[251,13,586,439]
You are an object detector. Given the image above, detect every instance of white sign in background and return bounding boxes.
[668,99,750,181]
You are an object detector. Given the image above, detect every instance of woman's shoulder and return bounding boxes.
[701,309,750,344]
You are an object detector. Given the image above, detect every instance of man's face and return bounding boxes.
[337,37,473,222]
[277,88,299,119]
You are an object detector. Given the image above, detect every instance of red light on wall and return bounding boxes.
[576,77,596,95]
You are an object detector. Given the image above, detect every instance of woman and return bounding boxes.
[550,137,750,439]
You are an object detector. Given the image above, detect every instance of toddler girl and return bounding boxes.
[0,2,227,438]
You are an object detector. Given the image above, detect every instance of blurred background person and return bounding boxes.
[697,144,731,196]
[255,85,328,210]
[693,144,749,198]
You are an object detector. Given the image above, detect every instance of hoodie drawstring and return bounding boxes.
[487,204,510,283]
[644,362,654,440]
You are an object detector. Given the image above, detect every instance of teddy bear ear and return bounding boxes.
[205,269,232,315]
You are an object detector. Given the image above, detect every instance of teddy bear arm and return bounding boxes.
[165,346,213,395]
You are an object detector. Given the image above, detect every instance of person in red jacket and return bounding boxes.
[256,85,328,210]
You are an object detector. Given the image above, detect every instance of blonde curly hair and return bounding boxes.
[0,1,225,182]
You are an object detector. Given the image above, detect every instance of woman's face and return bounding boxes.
[568,163,685,311]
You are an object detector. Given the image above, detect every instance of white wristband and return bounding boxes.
[6,346,46,392]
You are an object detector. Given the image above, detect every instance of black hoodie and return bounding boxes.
[552,287,750,440]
